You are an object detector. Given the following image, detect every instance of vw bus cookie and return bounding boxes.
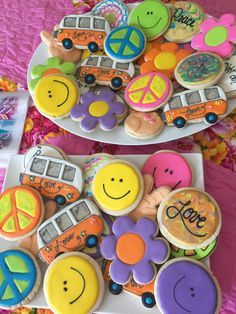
[162,86,227,129]
[20,155,83,206]
[37,199,103,264]
[55,14,110,53]
[76,55,135,89]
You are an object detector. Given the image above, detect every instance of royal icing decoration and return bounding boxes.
[155,258,221,314]
[219,54,236,98]
[141,42,190,78]
[128,0,170,41]
[92,160,144,216]
[164,2,205,43]
[104,26,146,62]
[0,249,40,309]
[175,52,225,89]
[70,89,126,132]
[100,216,170,285]
[125,72,172,112]
[92,0,129,29]
[157,188,222,250]
[34,74,79,119]
[142,151,193,190]
[191,14,236,58]
[0,186,44,241]
[44,252,104,314]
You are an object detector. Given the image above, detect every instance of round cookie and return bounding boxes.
[128,0,170,41]
[218,54,236,98]
[155,258,221,314]
[157,188,222,250]
[0,186,44,241]
[164,2,205,43]
[174,52,225,89]
[142,150,193,190]
[34,74,79,119]
[92,160,144,216]
[0,248,41,309]
[44,252,104,314]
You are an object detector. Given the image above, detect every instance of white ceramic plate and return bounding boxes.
[2,153,208,313]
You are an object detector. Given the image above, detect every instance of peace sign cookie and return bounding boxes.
[104,26,146,62]
[0,248,41,309]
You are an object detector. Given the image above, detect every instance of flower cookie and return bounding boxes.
[0,186,44,241]
[164,2,205,43]
[143,151,193,190]
[124,109,164,140]
[125,72,173,112]
[175,52,225,89]
[219,54,236,99]
[140,43,190,78]
[92,160,144,216]
[157,188,222,250]
[70,88,126,132]
[155,258,221,314]
[191,14,236,58]
[104,26,146,63]
[0,248,41,309]
[101,216,170,285]
[44,252,104,314]
[128,0,170,41]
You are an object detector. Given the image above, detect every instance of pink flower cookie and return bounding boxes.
[191,14,236,58]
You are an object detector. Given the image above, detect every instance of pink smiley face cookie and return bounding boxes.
[142,151,193,190]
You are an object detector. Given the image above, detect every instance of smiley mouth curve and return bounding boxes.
[69,267,86,304]
[53,80,69,107]
[173,276,191,313]
[137,16,162,29]
[103,184,130,200]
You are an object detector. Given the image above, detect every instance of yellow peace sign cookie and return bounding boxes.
[44,252,104,314]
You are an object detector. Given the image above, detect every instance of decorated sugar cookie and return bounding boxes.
[124,109,164,140]
[104,26,146,63]
[128,0,170,41]
[34,74,79,119]
[82,153,115,197]
[70,88,127,132]
[101,216,170,285]
[55,14,110,53]
[157,188,222,250]
[162,86,227,129]
[44,252,104,314]
[143,151,193,190]
[76,54,135,89]
[191,14,236,58]
[141,42,190,78]
[219,54,236,98]
[37,199,103,264]
[155,258,221,314]
[125,72,172,112]
[164,2,205,43]
[92,0,129,29]
[92,160,144,216]
[0,186,44,241]
[0,248,41,309]
[175,52,225,89]
[170,238,218,261]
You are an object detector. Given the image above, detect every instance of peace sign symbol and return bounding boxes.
[0,249,38,308]
[104,26,146,62]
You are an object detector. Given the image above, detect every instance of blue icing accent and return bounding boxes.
[0,249,37,307]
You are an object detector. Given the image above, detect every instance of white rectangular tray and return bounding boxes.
[2,153,206,313]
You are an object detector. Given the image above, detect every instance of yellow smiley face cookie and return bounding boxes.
[44,252,104,314]
[92,160,144,216]
[34,74,79,118]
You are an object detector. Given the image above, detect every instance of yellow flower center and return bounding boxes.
[88,101,109,117]
[154,52,177,70]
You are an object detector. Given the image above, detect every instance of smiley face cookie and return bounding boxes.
[44,252,104,314]
[92,160,144,216]
[128,0,170,41]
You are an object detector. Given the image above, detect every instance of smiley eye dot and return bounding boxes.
[119,179,123,182]
[49,95,52,98]
[164,168,169,173]
[190,287,194,291]
[191,293,195,297]
[48,90,51,93]
[63,281,67,285]
[170,170,173,175]
[63,287,68,292]
[111,178,114,181]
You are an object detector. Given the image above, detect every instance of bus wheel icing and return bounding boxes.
[173,116,186,129]
[62,38,73,51]
[55,195,66,206]
[88,42,99,53]
[109,280,123,295]
[85,235,98,248]
[111,77,123,89]
[205,112,218,124]
[141,292,156,308]
[85,74,96,85]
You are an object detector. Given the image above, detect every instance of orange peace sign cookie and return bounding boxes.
[0,186,44,241]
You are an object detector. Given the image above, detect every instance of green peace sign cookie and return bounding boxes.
[128,0,171,41]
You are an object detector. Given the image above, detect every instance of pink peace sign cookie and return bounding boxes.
[124,72,173,112]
